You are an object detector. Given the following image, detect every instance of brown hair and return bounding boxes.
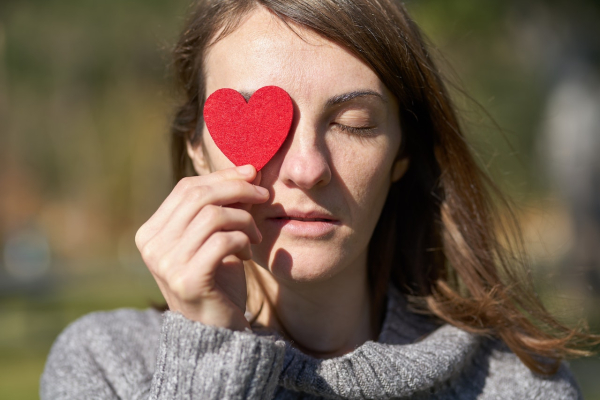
[169,0,598,374]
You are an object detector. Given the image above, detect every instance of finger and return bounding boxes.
[229,170,265,211]
[193,206,261,244]
[156,180,267,242]
[252,170,262,187]
[205,178,269,206]
[137,165,258,245]
[169,206,261,264]
[191,231,252,278]
[140,179,266,252]
[192,165,257,186]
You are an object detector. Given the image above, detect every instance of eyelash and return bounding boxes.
[335,124,377,136]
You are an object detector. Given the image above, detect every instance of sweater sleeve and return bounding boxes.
[40,309,286,400]
[150,311,286,400]
[40,309,159,400]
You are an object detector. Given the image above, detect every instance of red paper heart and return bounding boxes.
[203,86,293,171]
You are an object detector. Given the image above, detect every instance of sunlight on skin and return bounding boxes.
[187,7,407,356]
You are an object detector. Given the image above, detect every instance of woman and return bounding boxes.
[41,0,597,399]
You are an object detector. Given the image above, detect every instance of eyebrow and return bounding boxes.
[325,90,386,107]
[237,89,386,106]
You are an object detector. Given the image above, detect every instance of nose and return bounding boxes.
[278,122,332,190]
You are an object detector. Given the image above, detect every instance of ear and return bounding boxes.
[391,157,410,182]
[186,139,211,176]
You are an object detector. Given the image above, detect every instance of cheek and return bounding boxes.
[330,136,398,212]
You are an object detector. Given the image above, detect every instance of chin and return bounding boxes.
[251,241,348,284]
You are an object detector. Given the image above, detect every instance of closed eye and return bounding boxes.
[334,123,378,136]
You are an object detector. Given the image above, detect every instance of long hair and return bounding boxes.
[169,0,598,374]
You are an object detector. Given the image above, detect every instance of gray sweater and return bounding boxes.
[40,285,582,399]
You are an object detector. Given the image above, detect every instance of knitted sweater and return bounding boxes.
[40,285,582,399]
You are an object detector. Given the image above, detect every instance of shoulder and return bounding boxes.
[47,307,163,361]
[474,339,583,400]
[62,307,163,337]
[41,308,163,399]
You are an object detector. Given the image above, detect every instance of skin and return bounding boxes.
[136,7,409,358]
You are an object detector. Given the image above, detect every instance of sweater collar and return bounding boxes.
[278,285,481,399]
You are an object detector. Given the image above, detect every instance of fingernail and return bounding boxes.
[238,165,254,176]
[255,185,269,196]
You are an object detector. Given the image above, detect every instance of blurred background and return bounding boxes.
[0,0,599,398]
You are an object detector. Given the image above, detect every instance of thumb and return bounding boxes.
[228,169,267,211]
[251,170,262,187]
[238,170,263,212]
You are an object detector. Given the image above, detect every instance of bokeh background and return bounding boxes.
[1,0,599,398]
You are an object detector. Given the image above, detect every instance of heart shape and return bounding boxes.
[203,86,293,171]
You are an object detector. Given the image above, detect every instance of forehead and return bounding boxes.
[204,7,387,104]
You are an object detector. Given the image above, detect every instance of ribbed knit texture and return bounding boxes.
[40,285,583,399]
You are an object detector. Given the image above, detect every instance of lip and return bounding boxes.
[265,210,340,238]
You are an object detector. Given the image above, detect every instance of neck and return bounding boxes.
[247,254,375,359]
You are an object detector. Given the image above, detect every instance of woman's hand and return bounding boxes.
[135,165,268,331]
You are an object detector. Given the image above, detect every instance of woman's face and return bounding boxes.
[194,8,402,284]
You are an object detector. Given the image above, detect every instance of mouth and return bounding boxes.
[274,217,336,222]
[266,212,340,237]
